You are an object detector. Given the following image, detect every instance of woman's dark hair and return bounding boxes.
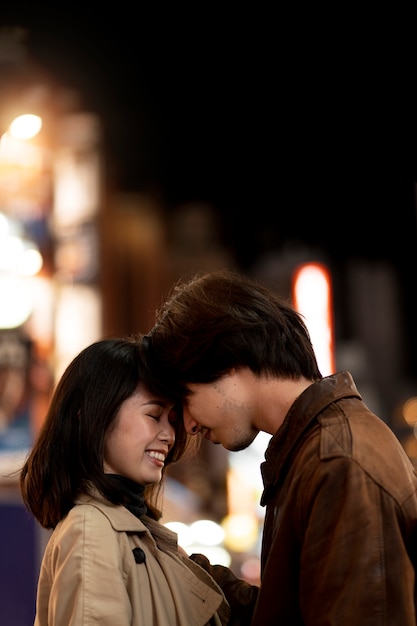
[20,337,194,529]
[143,269,322,398]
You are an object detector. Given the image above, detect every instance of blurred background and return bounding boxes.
[1,8,417,624]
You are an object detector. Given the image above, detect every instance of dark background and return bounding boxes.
[1,10,416,260]
[1,9,417,372]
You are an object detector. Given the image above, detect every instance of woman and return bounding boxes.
[20,337,232,626]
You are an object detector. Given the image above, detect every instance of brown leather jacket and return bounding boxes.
[253,371,417,625]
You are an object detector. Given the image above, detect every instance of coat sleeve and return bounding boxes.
[189,553,259,626]
[43,506,134,625]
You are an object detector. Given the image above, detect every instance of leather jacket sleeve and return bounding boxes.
[189,553,259,626]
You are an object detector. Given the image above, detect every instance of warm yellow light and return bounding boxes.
[222,512,259,552]
[9,114,43,139]
[402,397,417,426]
[190,519,225,546]
[183,545,231,566]
[0,214,43,276]
[54,285,102,379]
[403,433,417,460]
[0,276,35,328]
[18,247,43,276]
[163,520,231,566]
[164,522,193,547]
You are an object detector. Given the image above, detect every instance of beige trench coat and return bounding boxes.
[34,490,230,625]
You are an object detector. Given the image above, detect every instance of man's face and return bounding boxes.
[182,369,259,451]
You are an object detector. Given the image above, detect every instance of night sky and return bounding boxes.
[1,9,417,372]
[1,11,415,266]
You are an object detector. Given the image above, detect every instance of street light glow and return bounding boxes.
[9,113,43,139]
[292,262,335,376]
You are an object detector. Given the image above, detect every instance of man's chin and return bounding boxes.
[227,434,258,452]
[226,441,252,452]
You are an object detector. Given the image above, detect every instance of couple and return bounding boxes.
[21,269,417,625]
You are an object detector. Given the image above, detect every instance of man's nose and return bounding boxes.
[183,408,199,435]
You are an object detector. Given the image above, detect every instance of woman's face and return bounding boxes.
[103,386,177,485]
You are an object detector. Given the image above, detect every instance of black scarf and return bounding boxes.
[107,474,148,519]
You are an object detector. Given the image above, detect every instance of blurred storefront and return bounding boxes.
[0,32,103,623]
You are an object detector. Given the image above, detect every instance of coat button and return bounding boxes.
[132,547,146,563]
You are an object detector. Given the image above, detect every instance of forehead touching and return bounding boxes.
[143,396,182,423]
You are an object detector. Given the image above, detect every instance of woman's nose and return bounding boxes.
[160,420,175,444]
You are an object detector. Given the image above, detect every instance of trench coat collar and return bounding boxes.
[75,489,178,548]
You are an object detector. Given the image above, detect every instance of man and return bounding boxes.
[143,269,417,625]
